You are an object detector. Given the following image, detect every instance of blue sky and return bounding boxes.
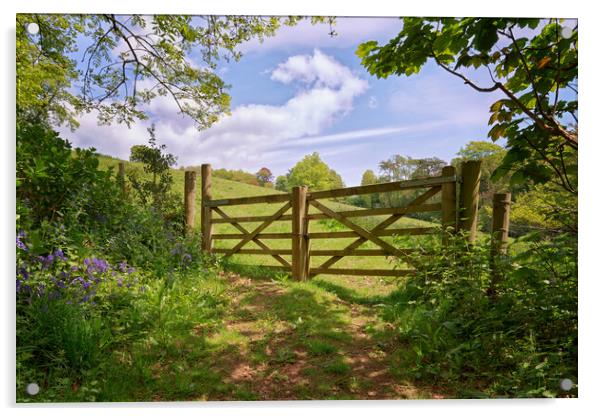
[58,17,574,186]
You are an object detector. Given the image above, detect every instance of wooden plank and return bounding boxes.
[205,193,290,207]
[211,206,291,268]
[213,248,293,255]
[309,199,407,258]
[308,228,437,239]
[314,187,441,271]
[309,249,416,256]
[227,201,292,255]
[441,165,457,241]
[306,203,441,220]
[212,214,293,224]
[214,232,292,240]
[201,164,213,253]
[308,176,453,200]
[310,268,415,277]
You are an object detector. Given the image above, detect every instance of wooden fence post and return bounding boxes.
[184,171,197,235]
[118,162,126,193]
[459,160,482,244]
[292,186,308,281]
[489,192,511,298]
[491,193,511,255]
[441,165,457,244]
[201,164,213,254]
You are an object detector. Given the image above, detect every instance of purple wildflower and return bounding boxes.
[182,253,192,263]
[16,235,27,251]
[82,280,92,290]
[117,278,123,287]
[16,279,21,293]
[19,268,29,280]
[118,261,128,273]
[92,258,109,273]
[54,249,67,261]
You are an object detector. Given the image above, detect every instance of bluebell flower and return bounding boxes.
[127,266,136,274]
[118,261,128,273]
[94,258,109,273]
[19,267,29,280]
[16,235,27,251]
[54,249,67,261]
[16,279,21,293]
[117,278,123,287]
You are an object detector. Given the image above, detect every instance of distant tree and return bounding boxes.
[287,152,344,191]
[360,169,379,207]
[411,157,446,178]
[255,167,274,187]
[275,175,289,192]
[378,155,414,182]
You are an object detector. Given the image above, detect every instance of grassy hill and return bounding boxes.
[98,155,440,277]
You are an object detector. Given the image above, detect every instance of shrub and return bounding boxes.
[388,229,577,397]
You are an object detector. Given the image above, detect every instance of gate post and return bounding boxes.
[441,165,457,244]
[184,171,197,235]
[491,193,511,255]
[459,160,482,244]
[489,192,511,297]
[201,164,213,254]
[292,186,308,280]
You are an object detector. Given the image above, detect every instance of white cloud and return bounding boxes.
[59,49,369,173]
[280,122,447,148]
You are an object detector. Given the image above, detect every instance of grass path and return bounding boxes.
[97,266,455,401]
[194,271,448,400]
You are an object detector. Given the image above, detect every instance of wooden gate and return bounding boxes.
[191,161,483,280]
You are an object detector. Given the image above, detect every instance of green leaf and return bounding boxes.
[356,41,378,58]
[510,170,526,186]
[488,124,507,141]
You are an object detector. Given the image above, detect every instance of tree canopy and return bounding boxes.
[357,18,577,194]
[16,14,330,130]
[276,152,344,192]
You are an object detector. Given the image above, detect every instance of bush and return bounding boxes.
[388,229,577,397]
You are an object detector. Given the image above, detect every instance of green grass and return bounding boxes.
[98,154,440,276]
